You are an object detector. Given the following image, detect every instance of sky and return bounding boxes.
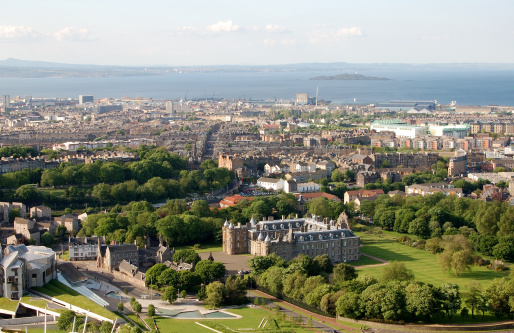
[1,0,514,66]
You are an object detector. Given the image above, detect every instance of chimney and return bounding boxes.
[295,214,299,218]
[282,215,285,220]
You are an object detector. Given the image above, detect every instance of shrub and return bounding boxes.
[118,302,124,311]
[147,304,155,317]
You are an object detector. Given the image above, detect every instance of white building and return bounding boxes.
[370,121,426,138]
[256,177,285,191]
[295,162,316,173]
[428,124,470,138]
[297,182,321,193]
[68,236,102,261]
[0,245,56,300]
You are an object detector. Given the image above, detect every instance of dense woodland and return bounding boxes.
[252,253,514,323]
[0,146,234,207]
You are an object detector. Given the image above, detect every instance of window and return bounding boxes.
[349,240,352,246]
[344,240,347,246]
[349,249,352,254]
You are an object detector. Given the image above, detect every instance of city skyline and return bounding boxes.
[1,0,513,66]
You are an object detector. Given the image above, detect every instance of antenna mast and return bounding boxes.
[316,87,318,107]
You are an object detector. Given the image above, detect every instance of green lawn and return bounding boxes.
[20,296,51,310]
[0,297,19,312]
[355,231,508,292]
[151,307,312,333]
[32,279,119,320]
[174,243,222,253]
[346,255,382,267]
[126,313,147,330]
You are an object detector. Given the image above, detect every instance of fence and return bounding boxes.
[254,284,335,318]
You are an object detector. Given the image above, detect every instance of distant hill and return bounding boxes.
[310,73,390,81]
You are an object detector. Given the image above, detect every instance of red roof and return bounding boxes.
[219,194,253,208]
[294,192,341,202]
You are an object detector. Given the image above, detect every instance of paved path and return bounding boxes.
[354,254,389,268]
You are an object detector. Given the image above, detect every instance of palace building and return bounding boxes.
[222,213,360,263]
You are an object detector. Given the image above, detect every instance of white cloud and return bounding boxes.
[281,39,296,46]
[54,27,90,42]
[309,32,330,44]
[263,39,276,47]
[336,27,363,38]
[207,20,240,33]
[264,24,287,33]
[0,25,36,39]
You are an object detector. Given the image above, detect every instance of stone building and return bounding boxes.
[97,243,138,273]
[218,153,244,171]
[448,150,467,177]
[222,214,360,263]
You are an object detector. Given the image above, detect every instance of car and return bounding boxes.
[153,293,160,297]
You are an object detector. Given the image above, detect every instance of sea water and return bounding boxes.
[0,69,513,106]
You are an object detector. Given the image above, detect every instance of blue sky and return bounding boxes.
[1,0,513,66]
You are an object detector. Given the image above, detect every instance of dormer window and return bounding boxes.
[272,224,276,230]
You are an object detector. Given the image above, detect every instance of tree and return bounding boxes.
[132,301,142,313]
[173,249,201,264]
[146,264,168,287]
[438,283,461,322]
[41,232,54,247]
[41,169,65,186]
[147,304,155,317]
[57,310,76,332]
[205,281,225,308]
[118,302,124,311]
[464,282,482,318]
[161,285,178,304]
[100,321,113,333]
[92,183,112,201]
[437,234,474,276]
[331,169,344,182]
[195,260,226,284]
[157,268,178,286]
[308,197,333,219]
[312,254,333,274]
[190,200,211,217]
[260,266,286,295]
[492,236,514,261]
[405,281,438,320]
[14,185,41,205]
[336,291,361,319]
[332,263,357,285]
[344,169,356,182]
[225,275,247,305]
[248,253,286,275]
[381,261,414,282]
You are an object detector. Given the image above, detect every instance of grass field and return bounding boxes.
[0,297,19,312]
[126,313,147,330]
[174,243,222,253]
[346,255,382,267]
[151,306,312,333]
[32,279,119,320]
[20,296,51,310]
[355,230,509,292]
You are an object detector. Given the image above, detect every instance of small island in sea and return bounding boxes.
[310,73,390,80]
